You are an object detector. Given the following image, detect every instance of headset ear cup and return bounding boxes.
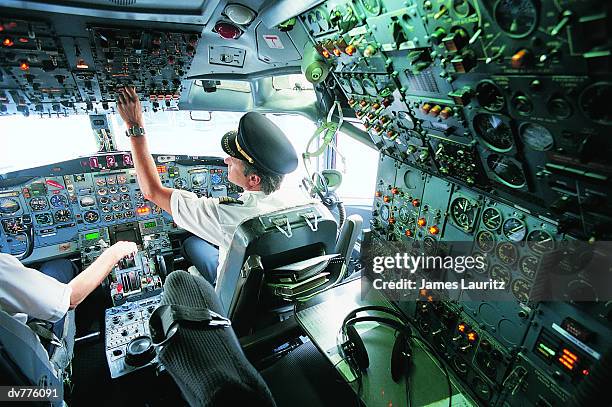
[391,332,411,382]
[347,325,369,371]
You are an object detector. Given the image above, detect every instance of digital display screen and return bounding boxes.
[85,231,100,240]
[144,221,157,229]
[115,229,138,243]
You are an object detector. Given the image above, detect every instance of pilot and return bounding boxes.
[116,86,311,284]
[0,241,137,367]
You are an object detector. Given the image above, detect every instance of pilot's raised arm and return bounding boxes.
[116,87,308,284]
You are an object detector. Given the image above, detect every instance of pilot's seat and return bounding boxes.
[214,202,362,337]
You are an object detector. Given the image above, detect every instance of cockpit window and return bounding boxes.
[272,74,315,91]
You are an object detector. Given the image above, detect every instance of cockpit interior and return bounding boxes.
[1,0,611,406]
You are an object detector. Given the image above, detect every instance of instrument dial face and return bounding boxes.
[380,205,390,221]
[472,252,488,274]
[191,173,207,187]
[50,194,68,208]
[0,198,20,215]
[423,236,437,255]
[2,218,26,234]
[452,0,472,17]
[503,217,526,242]
[474,114,514,152]
[54,209,72,223]
[476,230,496,252]
[95,178,106,187]
[527,230,555,254]
[519,256,538,279]
[362,77,378,96]
[489,265,511,287]
[83,210,99,223]
[476,81,505,112]
[35,213,53,226]
[494,0,538,38]
[496,242,518,265]
[520,123,554,151]
[450,197,477,231]
[97,188,108,196]
[349,78,364,95]
[482,207,502,230]
[173,178,187,189]
[338,77,353,94]
[398,206,410,223]
[30,197,49,211]
[511,279,531,303]
[80,196,96,207]
[210,174,222,185]
[487,154,526,188]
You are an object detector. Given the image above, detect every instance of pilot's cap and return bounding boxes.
[221,112,298,175]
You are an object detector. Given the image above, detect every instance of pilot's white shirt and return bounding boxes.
[170,187,317,279]
[0,253,71,324]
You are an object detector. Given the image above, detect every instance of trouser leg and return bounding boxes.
[181,236,219,285]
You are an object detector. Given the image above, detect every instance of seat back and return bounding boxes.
[0,310,63,406]
[215,203,337,335]
[334,214,363,269]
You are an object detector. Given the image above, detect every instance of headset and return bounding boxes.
[338,305,413,383]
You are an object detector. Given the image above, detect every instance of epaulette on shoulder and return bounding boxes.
[218,196,244,205]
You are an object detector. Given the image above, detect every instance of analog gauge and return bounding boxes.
[397,111,415,130]
[519,256,538,279]
[527,230,555,254]
[511,279,531,303]
[95,178,106,187]
[476,230,496,252]
[192,173,208,188]
[54,209,72,223]
[579,82,612,125]
[152,204,162,214]
[125,211,134,218]
[476,81,505,112]
[101,206,111,213]
[35,213,53,226]
[121,194,130,201]
[210,174,222,184]
[520,123,554,151]
[482,207,502,231]
[337,77,353,94]
[489,265,511,287]
[362,77,378,97]
[117,175,128,184]
[380,205,390,221]
[109,186,118,194]
[450,197,477,231]
[398,206,410,223]
[114,213,124,220]
[474,114,514,152]
[547,96,573,120]
[174,178,187,189]
[99,197,110,205]
[486,154,526,188]
[119,185,129,193]
[2,219,26,235]
[314,8,330,32]
[106,177,116,185]
[104,214,113,222]
[452,0,472,17]
[29,197,49,211]
[472,252,489,274]
[134,191,144,200]
[494,0,538,38]
[50,194,68,208]
[110,195,120,203]
[83,210,99,223]
[97,188,108,196]
[472,377,492,401]
[349,78,364,95]
[423,236,437,255]
[123,202,132,210]
[496,242,518,265]
[503,217,526,242]
[112,204,122,212]
[359,0,382,16]
[0,198,20,215]
[80,196,96,207]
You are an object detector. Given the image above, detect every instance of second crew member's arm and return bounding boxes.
[116,87,174,214]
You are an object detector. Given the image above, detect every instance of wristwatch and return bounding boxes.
[125,125,146,138]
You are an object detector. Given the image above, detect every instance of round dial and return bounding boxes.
[489,265,511,287]
[29,197,49,211]
[472,252,489,274]
[398,206,410,223]
[173,178,187,189]
[474,114,514,152]
[97,188,108,196]
[349,78,364,95]
[494,0,538,38]
[119,185,129,193]
[210,174,222,185]
[35,213,53,226]
[579,82,612,125]
[54,209,72,223]
[121,194,130,201]
[527,230,555,254]
[50,194,68,208]
[476,81,505,112]
[423,236,437,255]
[109,186,118,194]
[503,217,526,241]
[338,77,353,94]
[397,111,415,130]
[450,197,477,231]
[476,230,496,252]
[452,0,472,17]
[482,207,502,230]
[487,154,526,188]
[83,210,99,223]
[380,205,390,221]
[520,123,554,151]
[362,77,378,96]
[0,198,20,215]
[192,173,207,187]
[99,197,110,205]
[511,279,531,303]
[95,178,106,187]
[519,256,538,279]
[80,196,96,207]
[496,242,518,265]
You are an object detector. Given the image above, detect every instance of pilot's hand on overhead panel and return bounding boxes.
[105,241,138,264]
[116,86,145,129]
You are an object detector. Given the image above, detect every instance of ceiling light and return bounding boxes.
[224,4,256,25]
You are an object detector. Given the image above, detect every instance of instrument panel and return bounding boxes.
[0,153,236,263]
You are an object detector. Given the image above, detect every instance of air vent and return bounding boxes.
[108,0,137,5]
